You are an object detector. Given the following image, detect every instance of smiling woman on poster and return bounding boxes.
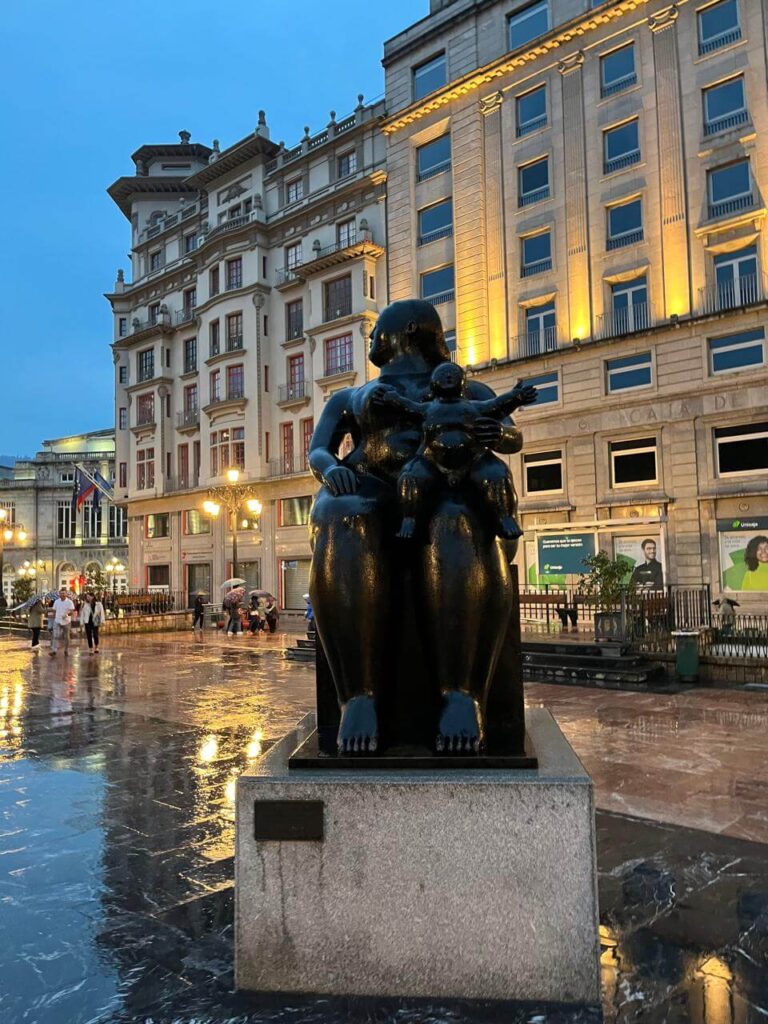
[742,535,768,591]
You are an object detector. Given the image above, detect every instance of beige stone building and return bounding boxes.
[106,103,386,615]
[382,0,768,604]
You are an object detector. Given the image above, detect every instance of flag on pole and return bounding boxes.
[71,468,97,516]
[73,465,114,510]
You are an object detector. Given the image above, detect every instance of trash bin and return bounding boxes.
[671,630,700,682]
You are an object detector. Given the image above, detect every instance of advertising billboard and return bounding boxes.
[717,517,768,592]
[536,533,596,583]
[613,535,664,590]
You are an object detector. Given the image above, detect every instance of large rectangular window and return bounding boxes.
[136,393,155,426]
[337,150,357,178]
[524,302,556,355]
[324,275,352,320]
[600,43,636,98]
[715,423,768,476]
[607,197,643,249]
[286,242,303,270]
[518,156,549,207]
[416,135,451,182]
[524,450,563,494]
[109,505,128,538]
[324,334,353,376]
[183,337,197,373]
[420,265,455,305]
[604,119,640,175]
[708,160,752,218]
[210,369,221,403]
[509,1,548,50]
[521,231,552,277]
[185,510,211,535]
[280,496,313,527]
[226,257,242,290]
[610,277,648,334]
[698,0,741,56]
[146,513,169,539]
[226,312,243,351]
[209,319,220,356]
[57,501,75,541]
[709,328,765,374]
[605,352,652,393]
[286,177,303,204]
[413,53,446,100]
[280,422,294,474]
[226,364,244,399]
[516,85,547,137]
[418,199,453,245]
[286,299,303,340]
[137,348,154,382]
[704,77,747,136]
[610,437,657,487]
[713,245,759,309]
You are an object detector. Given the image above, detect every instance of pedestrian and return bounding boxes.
[49,587,75,657]
[225,595,242,636]
[193,594,206,634]
[264,595,278,635]
[28,598,44,650]
[81,593,105,655]
[303,593,316,640]
[248,595,261,635]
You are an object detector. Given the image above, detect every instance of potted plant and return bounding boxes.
[578,550,634,642]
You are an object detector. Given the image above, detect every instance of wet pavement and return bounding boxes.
[0,632,766,1023]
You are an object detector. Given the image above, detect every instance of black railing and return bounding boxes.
[601,72,637,99]
[278,380,309,402]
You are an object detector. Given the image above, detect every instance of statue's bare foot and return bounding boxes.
[436,691,482,754]
[337,694,378,753]
[396,516,416,540]
[498,516,523,540]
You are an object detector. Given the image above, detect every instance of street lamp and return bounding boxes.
[105,556,126,594]
[202,472,262,581]
[0,510,27,603]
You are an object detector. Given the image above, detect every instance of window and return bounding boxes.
[416,135,451,182]
[226,312,243,350]
[324,275,352,320]
[698,0,741,56]
[149,302,161,324]
[324,334,353,376]
[600,43,636,97]
[0,502,15,525]
[301,418,313,468]
[263,314,268,336]
[420,264,455,304]
[147,565,170,589]
[708,160,752,217]
[118,317,127,337]
[226,257,242,290]
[136,448,155,490]
[444,329,456,353]
[118,462,127,489]
[184,232,198,253]
[281,422,294,474]
[337,150,357,178]
[60,471,74,484]
[209,319,220,356]
[418,199,453,245]
[209,266,220,297]
[210,428,244,475]
[714,245,759,309]
[146,513,169,539]
[709,328,765,374]
[286,299,303,340]
[525,370,559,404]
[185,510,211,535]
[184,382,198,414]
[337,219,356,248]
[231,427,245,470]
[82,500,102,540]
[606,352,652,393]
[57,501,75,541]
[136,393,155,426]
[183,287,196,313]
[149,250,163,272]
[524,450,563,494]
[604,119,640,174]
[516,85,547,137]
[109,505,128,538]
[610,277,648,334]
[518,157,549,207]
[286,177,304,204]
[607,197,643,249]
[118,365,128,384]
[704,77,747,135]
[509,1,548,50]
[286,242,303,270]
[118,407,127,430]
[137,348,154,382]
[178,444,189,487]
[280,496,313,527]
[715,422,768,476]
[524,303,557,356]
[413,53,446,100]
[521,231,552,277]
[610,437,657,487]
[210,369,221,403]
[184,337,197,373]
[226,364,244,399]
[288,353,305,390]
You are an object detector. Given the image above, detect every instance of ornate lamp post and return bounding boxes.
[202,469,262,581]
[105,556,126,594]
[0,509,27,603]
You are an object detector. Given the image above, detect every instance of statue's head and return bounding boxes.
[430,360,465,398]
[369,299,451,368]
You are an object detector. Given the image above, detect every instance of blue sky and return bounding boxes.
[0,0,420,456]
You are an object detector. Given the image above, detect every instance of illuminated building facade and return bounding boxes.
[382,0,768,602]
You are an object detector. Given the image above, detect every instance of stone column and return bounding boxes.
[480,92,509,362]
[558,53,592,343]
[453,103,489,365]
[650,6,691,318]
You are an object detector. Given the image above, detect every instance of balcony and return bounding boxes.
[165,473,200,493]
[509,328,560,361]
[276,266,303,288]
[137,368,155,384]
[704,109,749,137]
[604,150,641,175]
[323,358,354,379]
[203,210,263,244]
[291,230,384,278]
[176,409,200,431]
[203,393,248,416]
[418,225,453,246]
[226,336,244,352]
[708,192,755,222]
[601,73,637,99]
[698,27,742,57]
[140,201,202,242]
[699,272,768,316]
[521,257,552,278]
[176,307,196,326]
[422,289,454,306]
[416,159,451,183]
[268,453,310,478]
[596,303,652,340]
[607,228,644,251]
[183,359,197,375]
[278,380,311,406]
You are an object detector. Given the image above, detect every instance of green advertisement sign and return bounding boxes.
[536,533,596,582]
[717,517,768,592]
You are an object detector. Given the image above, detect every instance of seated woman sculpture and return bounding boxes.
[308,299,526,755]
[370,361,538,541]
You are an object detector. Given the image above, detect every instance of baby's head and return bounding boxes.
[430,361,465,398]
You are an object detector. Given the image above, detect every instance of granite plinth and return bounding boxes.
[235,708,600,1005]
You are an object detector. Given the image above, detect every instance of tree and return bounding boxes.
[578,550,634,611]
[85,566,108,592]
[11,577,35,606]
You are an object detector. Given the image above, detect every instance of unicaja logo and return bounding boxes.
[732,520,741,528]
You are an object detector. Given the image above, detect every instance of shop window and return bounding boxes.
[146,513,169,539]
[280,496,313,527]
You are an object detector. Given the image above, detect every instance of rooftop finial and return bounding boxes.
[178,130,191,144]
[208,139,220,164]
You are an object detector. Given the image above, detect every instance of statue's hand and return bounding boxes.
[474,417,503,448]
[369,383,398,409]
[515,380,539,406]
[323,465,358,496]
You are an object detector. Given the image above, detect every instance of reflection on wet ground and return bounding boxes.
[0,634,766,1023]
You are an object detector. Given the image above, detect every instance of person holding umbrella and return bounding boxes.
[192,593,206,636]
[263,594,278,635]
[28,598,44,650]
[223,585,245,636]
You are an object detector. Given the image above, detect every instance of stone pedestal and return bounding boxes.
[235,708,600,1005]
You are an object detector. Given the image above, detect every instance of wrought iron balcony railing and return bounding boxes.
[509,328,559,361]
[708,192,755,221]
[699,272,768,315]
[607,228,644,251]
[176,409,200,429]
[601,72,637,99]
[704,109,749,137]
[698,27,742,56]
[596,303,652,340]
[278,380,310,403]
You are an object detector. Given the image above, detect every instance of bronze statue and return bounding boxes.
[307,299,534,759]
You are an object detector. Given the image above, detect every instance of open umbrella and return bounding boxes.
[10,591,59,613]
[220,578,247,589]
[223,587,246,608]
[249,589,275,600]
